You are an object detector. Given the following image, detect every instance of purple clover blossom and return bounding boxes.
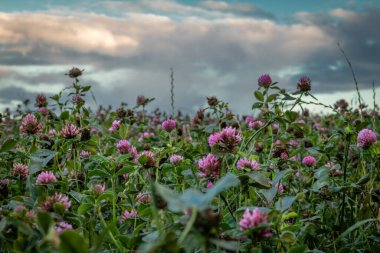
[257,74,272,88]
[237,158,260,171]
[208,127,242,152]
[357,128,377,148]
[239,208,272,238]
[198,154,220,178]
[162,119,176,132]
[302,156,317,167]
[36,171,57,184]
[169,154,184,165]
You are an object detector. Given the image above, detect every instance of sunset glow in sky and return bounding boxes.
[0,0,379,114]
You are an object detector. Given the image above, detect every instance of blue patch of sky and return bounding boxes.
[2,0,379,20]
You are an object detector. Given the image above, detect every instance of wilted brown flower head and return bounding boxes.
[67,67,83,78]
[207,96,219,106]
[35,94,47,108]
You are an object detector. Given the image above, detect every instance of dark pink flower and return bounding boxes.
[239,208,272,238]
[357,129,377,148]
[297,76,311,92]
[198,154,220,178]
[258,74,272,88]
[162,119,176,132]
[302,156,317,167]
[208,127,242,152]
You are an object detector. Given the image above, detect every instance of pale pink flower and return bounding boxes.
[249,120,264,129]
[120,209,137,223]
[55,221,73,234]
[93,184,105,195]
[80,150,92,158]
[36,171,57,184]
[40,193,71,212]
[19,113,42,135]
[49,129,57,136]
[136,192,152,204]
[109,120,121,132]
[61,124,80,139]
[169,154,184,165]
[275,182,285,193]
[237,158,260,171]
[11,163,29,179]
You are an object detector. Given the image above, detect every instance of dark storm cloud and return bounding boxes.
[0,1,378,114]
[292,6,380,93]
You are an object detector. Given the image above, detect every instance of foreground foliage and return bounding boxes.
[0,69,379,252]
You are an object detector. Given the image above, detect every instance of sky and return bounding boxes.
[0,0,379,115]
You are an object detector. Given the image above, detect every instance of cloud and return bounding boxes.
[0,1,379,114]
[199,1,275,19]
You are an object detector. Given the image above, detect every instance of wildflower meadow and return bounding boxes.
[0,67,379,253]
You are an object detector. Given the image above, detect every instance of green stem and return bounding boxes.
[178,207,197,244]
[97,206,124,252]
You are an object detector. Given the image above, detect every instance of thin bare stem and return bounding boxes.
[337,42,363,117]
[170,67,175,116]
